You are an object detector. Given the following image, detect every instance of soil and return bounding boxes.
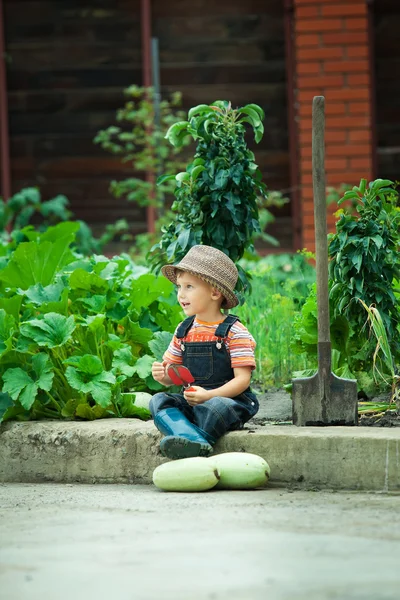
[251,387,400,428]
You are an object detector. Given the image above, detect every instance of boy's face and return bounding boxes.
[176,271,222,318]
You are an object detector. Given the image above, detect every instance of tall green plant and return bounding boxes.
[149,100,267,292]
[292,178,400,396]
[329,178,400,358]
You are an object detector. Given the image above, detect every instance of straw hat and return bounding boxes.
[161,245,239,309]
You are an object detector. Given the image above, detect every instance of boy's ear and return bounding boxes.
[211,288,223,302]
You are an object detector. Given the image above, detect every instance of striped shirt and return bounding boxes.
[163,318,256,370]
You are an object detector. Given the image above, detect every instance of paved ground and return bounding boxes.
[0,483,399,600]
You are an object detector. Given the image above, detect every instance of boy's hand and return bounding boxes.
[183,386,211,406]
[152,361,168,384]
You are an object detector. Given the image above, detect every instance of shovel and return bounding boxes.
[292,96,358,426]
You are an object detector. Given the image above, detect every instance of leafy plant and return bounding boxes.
[359,300,399,411]
[0,222,182,424]
[292,178,400,397]
[149,100,267,293]
[0,187,129,256]
[94,85,189,210]
[329,178,400,359]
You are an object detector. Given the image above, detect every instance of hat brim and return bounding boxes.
[161,264,239,309]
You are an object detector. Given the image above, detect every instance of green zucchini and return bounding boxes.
[153,457,220,492]
[211,452,270,490]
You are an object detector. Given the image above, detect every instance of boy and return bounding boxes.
[150,244,259,460]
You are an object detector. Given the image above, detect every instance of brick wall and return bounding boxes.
[293,0,374,251]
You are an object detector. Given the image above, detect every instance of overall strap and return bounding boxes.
[215,314,240,338]
[175,316,195,339]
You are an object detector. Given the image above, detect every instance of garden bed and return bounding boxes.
[251,388,400,428]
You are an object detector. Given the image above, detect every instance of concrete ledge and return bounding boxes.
[1,420,399,491]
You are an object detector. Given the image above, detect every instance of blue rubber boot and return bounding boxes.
[154,408,215,460]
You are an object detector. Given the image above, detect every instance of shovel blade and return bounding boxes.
[292,372,358,426]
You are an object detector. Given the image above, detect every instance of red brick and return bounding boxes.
[322,32,367,46]
[325,130,348,143]
[327,144,371,157]
[297,62,322,75]
[296,19,343,33]
[296,33,321,48]
[324,60,369,73]
[346,73,370,85]
[327,115,370,129]
[302,214,317,227]
[296,5,320,18]
[349,101,369,115]
[348,129,371,142]
[326,157,349,170]
[350,157,372,170]
[347,46,369,59]
[299,101,346,117]
[295,0,364,4]
[300,172,314,185]
[322,4,367,17]
[345,17,368,31]
[300,185,314,199]
[297,74,345,89]
[326,170,372,183]
[325,88,370,101]
[297,47,343,61]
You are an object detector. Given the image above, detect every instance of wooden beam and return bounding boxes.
[0,0,11,201]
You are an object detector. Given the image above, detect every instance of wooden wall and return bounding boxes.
[374,0,400,182]
[4,0,291,249]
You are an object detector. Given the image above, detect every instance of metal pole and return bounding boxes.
[0,0,11,201]
[141,0,156,234]
[283,0,301,251]
[151,37,164,216]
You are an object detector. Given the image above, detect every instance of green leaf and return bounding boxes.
[238,106,261,127]
[214,169,230,190]
[20,313,75,348]
[32,353,54,392]
[133,355,154,379]
[0,309,15,357]
[63,354,104,375]
[0,295,22,320]
[75,403,109,420]
[0,393,14,422]
[0,227,77,289]
[65,366,116,407]
[188,104,211,119]
[69,269,108,292]
[2,368,38,410]
[112,346,136,378]
[148,331,173,361]
[23,282,65,305]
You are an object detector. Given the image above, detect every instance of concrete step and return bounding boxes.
[1,419,399,491]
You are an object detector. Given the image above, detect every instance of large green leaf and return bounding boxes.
[32,353,54,392]
[0,233,76,290]
[65,366,116,407]
[0,309,15,356]
[112,346,136,378]
[0,393,14,422]
[69,269,108,292]
[20,313,75,348]
[148,331,173,361]
[63,354,104,375]
[23,282,65,305]
[2,368,38,410]
[133,355,154,379]
[0,296,22,320]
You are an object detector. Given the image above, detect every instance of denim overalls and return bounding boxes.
[150,315,259,442]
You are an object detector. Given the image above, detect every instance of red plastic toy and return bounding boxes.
[167,364,195,391]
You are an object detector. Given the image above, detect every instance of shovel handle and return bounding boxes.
[312,96,330,345]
